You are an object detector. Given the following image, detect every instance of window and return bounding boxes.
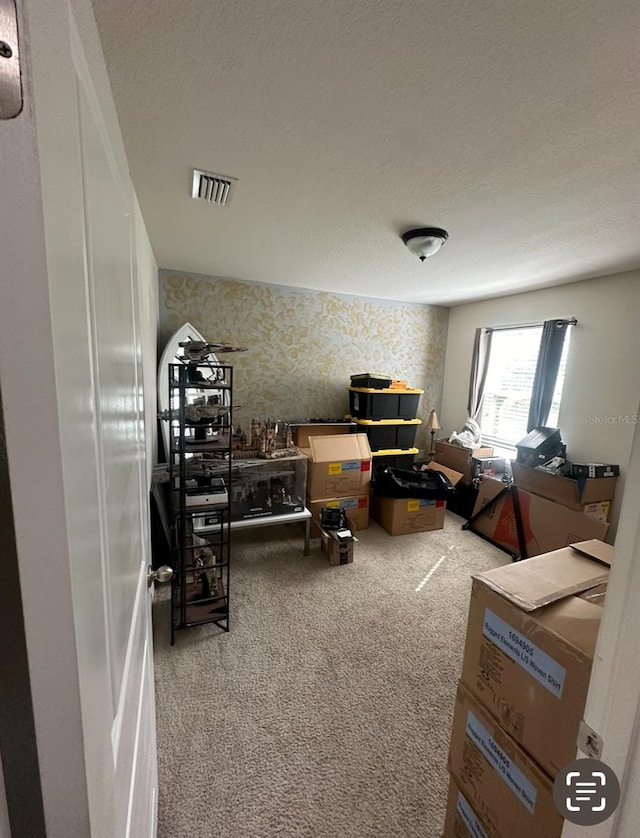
[479,325,571,457]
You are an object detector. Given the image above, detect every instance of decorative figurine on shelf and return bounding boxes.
[229,416,300,459]
[265,422,276,454]
[192,534,214,568]
[197,571,211,599]
[178,339,248,362]
[250,418,261,450]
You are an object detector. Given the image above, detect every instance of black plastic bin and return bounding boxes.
[348,387,423,420]
[515,426,564,467]
[349,373,392,389]
[349,417,421,452]
[372,448,419,471]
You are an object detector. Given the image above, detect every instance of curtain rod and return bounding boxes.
[487,317,577,332]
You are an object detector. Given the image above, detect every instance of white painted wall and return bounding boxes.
[440,270,640,537]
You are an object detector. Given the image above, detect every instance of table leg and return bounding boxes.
[304,518,310,556]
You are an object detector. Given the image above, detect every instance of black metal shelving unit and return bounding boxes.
[166,361,233,643]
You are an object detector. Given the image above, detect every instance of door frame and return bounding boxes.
[562,404,640,837]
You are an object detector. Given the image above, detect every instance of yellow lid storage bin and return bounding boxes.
[371,447,419,470]
[348,387,423,421]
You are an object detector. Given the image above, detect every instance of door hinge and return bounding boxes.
[577,720,604,759]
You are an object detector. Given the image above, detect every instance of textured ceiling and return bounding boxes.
[92,0,640,305]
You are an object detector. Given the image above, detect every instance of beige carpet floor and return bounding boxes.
[152,511,508,838]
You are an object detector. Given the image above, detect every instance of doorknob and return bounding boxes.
[0,0,23,119]
[147,565,173,588]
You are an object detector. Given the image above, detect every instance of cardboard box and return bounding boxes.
[461,540,612,777]
[306,495,369,539]
[426,461,464,487]
[578,581,608,605]
[370,495,446,535]
[292,422,355,449]
[444,776,492,838]
[434,440,494,484]
[448,680,563,838]
[511,461,617,516]
[320,527,356,565]
[304,434,372,500]
[471,478,608,558]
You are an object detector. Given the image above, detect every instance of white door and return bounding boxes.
[0,1,159,836]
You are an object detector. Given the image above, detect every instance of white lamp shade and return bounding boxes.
[425,410,442,431]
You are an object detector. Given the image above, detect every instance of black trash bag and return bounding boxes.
[372,465,456,500]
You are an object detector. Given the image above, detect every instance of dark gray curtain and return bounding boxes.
[527,319,570,432]
[467,327,493,420]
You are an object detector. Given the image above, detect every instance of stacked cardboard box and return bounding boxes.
[302,434,372,538]
[511,461,617,522]
[370,462,462,536]
[319,524,357,566]
[306,495,369,538]
[445,539,613,837]
[290,421,355,449]
[434,440,495,485]
[471,476,609,558]
[370,495,446,535]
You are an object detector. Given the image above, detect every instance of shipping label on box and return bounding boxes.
[325,497,368,510]
[443,777,491,838]
[406,498,434,512]
[482,607,566,698]
[328,459,360,474]
[466,709,538,813]
[461,544,609,777]
[448,681,562,838]
[582,500,611,521]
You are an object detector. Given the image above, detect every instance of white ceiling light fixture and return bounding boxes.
[401,227,449,261]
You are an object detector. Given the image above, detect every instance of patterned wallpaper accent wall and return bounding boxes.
[160,272,449,454]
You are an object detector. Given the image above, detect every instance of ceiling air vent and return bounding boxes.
[191,169,237,206]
